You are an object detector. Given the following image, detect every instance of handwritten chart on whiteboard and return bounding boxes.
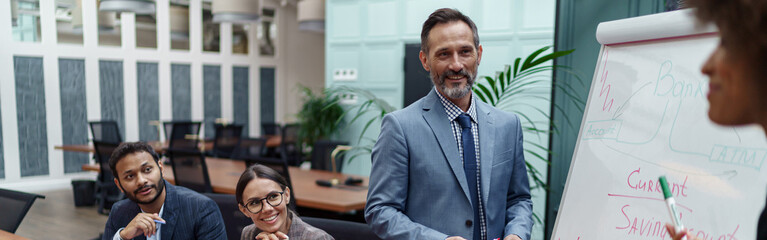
[552,9,767,240]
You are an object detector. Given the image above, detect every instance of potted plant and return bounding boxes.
[472,45,584,223]
[295,85,346,159]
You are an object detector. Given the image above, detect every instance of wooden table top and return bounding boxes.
[82,157,368,212]
[0,230,31,240]
[56,136,281,154]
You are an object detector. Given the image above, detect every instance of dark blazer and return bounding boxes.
[102,180,227,240]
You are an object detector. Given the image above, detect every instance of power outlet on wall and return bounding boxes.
[333,68,358,81]
[339,93,358,105]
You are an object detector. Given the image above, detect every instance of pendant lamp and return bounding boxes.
[99,0,155,14]
[212,0,260,23]
[297,0,324,33]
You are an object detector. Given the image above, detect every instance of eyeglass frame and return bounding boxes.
[241,191,285,214]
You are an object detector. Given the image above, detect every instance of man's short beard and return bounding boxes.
[432,68,476,99]
[119,174,166,205]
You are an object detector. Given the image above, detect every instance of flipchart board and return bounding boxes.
[551,9,767,240]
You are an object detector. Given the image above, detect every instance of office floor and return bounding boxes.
[15,188,108,240]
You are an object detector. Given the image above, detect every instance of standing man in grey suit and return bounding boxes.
[102,142,226,240]
[365,8,533,240]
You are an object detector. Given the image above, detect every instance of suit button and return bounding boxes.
[465,220,472,227]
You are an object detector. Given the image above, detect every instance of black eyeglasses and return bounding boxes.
[243,191,284,214]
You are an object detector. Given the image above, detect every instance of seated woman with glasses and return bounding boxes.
[236,164,334,240]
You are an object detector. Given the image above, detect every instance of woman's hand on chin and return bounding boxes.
[256,231,289,240]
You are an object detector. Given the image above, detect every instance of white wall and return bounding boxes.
[274,3,326,123]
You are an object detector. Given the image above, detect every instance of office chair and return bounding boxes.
[92,141,125,214]
[0,188,45,233]
[302,217,381,240]
[167,121,202,151]
[211,124,244,158]
[310,140,349,172]
[261,122,282,136]
[166,149,213,193]
[203,193,252,240]
[280,124,303,166]
[231,138,296,211]
[89,121,122,143]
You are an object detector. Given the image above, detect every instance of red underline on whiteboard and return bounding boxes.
[605,32,719,46]
[607,193,693,213]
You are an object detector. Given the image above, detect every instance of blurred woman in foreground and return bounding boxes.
[667,0,767,239]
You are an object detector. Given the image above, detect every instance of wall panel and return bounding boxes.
[481,0,514,31]
[330,2,361,39]
[476,43,513,76]
[260,67,276,125]
[232,66,249,135]
[14,56,48,177]
[361,44,401,84]
[171,64,192,121]
[99,60,125,138]
[59,59,88,173]
[522,0,556,31]
[366,1,398,38]
[137,62,160,141]
[203,65,221,137]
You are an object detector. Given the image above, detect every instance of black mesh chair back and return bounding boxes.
[302,217,381,240]
[310,140,349,172]
[89,121,122,143]
[211,124,244,158]
[280,124,302,166]
[167,149,212,193]
[231,138,296,210]
[232,137,268,160]
[163,122,174,141]
[168,122,202,150]
[261,122,282,136]
[0,188,44,233]
[93,141,119,183]
[203,193,252,240]
[92,141,124,214]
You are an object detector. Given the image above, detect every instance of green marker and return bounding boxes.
[659,176,686,240]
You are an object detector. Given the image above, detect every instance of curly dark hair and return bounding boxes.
[688,0,767,75]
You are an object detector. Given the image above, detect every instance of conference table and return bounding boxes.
[0,230,30,240]
[55,135,281,154]
[81,157,368,212]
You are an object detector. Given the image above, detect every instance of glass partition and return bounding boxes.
[11,0,42,42]
[56,0,83,45]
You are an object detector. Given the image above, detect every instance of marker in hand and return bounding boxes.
[659,176,686,240]
[154,219,166,224]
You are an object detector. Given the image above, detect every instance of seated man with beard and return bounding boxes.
[102,142,226,240]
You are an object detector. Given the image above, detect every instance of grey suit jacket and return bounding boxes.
[102,180,227,240]
[365,90,533,240]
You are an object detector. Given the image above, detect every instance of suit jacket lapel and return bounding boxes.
[421,90,472,203]
[160,180,177,240]
[477,103,495,208]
